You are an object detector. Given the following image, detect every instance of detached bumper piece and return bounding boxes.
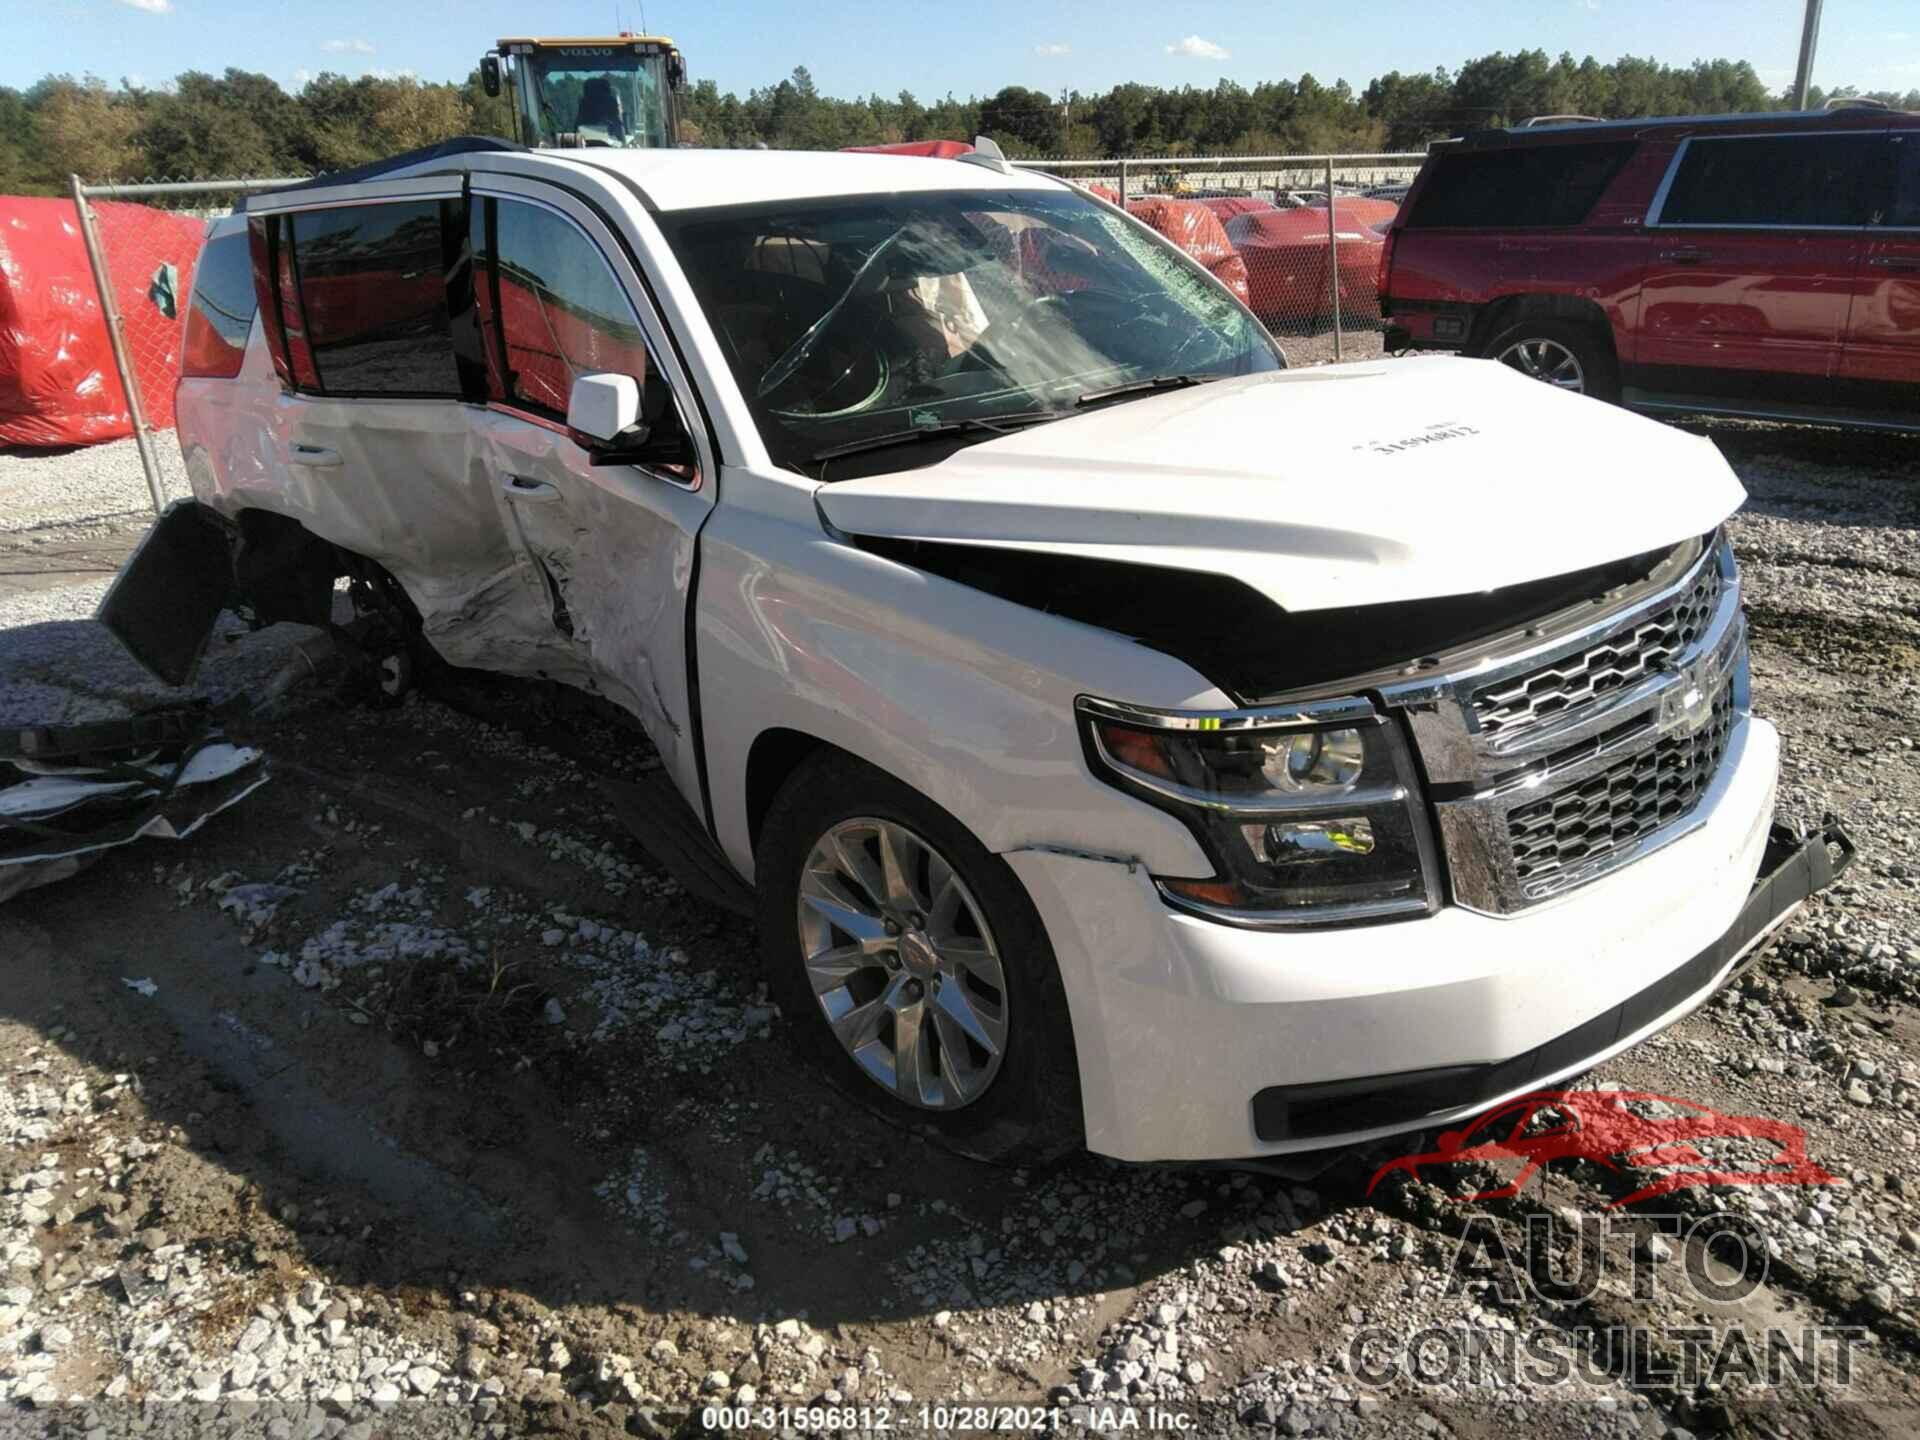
[1251,819,1855,1144]
[1,705,269,905]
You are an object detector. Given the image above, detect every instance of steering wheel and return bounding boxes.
[765,337,892,419]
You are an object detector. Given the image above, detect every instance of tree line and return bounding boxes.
[3,50,1914,193]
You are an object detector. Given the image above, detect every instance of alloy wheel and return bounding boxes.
[1497,337,1586,391]
[796,817,1009,1109]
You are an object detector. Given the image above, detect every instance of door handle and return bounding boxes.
[502,475,561,503]
[1868,256,1920,272]
[287,444,342,468]
[1658,247,1711,265]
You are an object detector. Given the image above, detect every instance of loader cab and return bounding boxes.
[483,35,686,150]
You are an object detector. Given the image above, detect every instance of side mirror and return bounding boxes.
[480,55,502,98]
[567,373,644,444]
[668,55,687,90]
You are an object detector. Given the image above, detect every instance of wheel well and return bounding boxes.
[1469,294,1619,364]
[744,728,829,855]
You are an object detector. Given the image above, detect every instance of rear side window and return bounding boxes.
[286,201,461,396]
[1405,142,1637,229]
[1657,135,1879,228]
[1883,136,1920,227]
[182,229,258,379]
[471,197,650,416]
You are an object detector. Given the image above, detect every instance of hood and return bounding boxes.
[814,358,1745,614]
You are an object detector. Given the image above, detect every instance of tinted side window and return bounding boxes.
[1659,135,1877,227]
[472,198,649,416]
[1884,136,1920,227]
[1405,142,1637,228]
[289,201,461,395]
[182,228,258,378]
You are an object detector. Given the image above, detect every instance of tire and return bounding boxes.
[1481,315,1619,402]
[755,751,1083,1165]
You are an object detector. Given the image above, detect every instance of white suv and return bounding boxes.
[107,140,1844,1165]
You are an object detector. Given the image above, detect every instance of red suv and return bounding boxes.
[1380,106,1920,429]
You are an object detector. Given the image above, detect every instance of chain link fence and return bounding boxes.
[1012,152,1425,365]
[69,176,303,513]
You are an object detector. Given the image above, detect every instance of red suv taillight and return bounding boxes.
[1376,226,1398,304]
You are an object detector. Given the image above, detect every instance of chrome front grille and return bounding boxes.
[1380,534,1749,915]
[1507,677,1736,890]
[1472,559,1725,737]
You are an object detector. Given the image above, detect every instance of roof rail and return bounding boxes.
[234,135,526,210]
[1517,114,1604,128]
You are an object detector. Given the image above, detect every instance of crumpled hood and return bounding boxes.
[815,357,1745,613]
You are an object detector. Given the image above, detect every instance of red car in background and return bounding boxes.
[1227,200,1391,330]
[1123,197,1251,307]
[1378,104,1920,427]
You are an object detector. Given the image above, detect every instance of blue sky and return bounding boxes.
[9,0,1918,100]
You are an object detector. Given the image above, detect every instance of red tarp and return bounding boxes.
[0,196,205,448]
[1225,206,1386,327]
[1124,197,1252,307]
[842,140,975,158]
[1304,196,1401,230]
[1198,196,1279,222]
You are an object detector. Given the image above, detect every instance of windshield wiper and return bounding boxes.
[811,412,1063,463]
[1074,374,1211,408]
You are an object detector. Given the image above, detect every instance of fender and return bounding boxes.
[693,499,1222,884]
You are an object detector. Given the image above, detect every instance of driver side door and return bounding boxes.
[466,177,717,803]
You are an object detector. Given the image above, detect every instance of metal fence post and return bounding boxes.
[70,174,167,517]
[1118,158,1130,208]
[1326,157,1343,362]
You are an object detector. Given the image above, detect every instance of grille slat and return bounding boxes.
[1506,681,1736,889]
[1473,559,1724,737]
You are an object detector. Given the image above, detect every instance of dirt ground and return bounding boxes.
[2,417,1919,1440]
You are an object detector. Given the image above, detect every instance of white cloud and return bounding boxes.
[290,67,313,89]
[1034,42,1070,57]
[1166,35,1229,61]
[369,66,417,81]
[116,0,173,13]
[322,38,375,54]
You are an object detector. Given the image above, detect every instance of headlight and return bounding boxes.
[1078,695,1439,927]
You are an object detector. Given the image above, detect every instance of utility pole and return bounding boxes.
[1793,0,1824,110]
[1060,88,1071,153]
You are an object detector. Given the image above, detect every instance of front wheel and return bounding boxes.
[755,752,1083,1165]
[1482,316,1618,402]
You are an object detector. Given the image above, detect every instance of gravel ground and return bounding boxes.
[1,418,1918,1439]
[0,438,188,538]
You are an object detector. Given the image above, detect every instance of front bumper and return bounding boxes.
[1009,715,1842,1163]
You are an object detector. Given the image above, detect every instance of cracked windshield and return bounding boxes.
[660,189,1283,475]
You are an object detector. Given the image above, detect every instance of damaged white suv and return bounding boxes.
[109,139,1848,1165]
